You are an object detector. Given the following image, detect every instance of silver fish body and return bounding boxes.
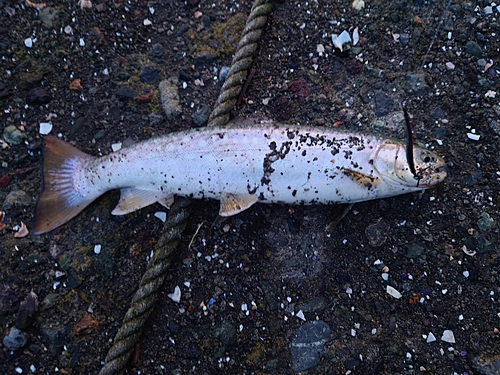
[34,123,446,234]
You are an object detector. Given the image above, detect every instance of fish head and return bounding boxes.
[372,140,447,188]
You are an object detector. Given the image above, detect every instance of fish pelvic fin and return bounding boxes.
[33,136,94,235]
[111,188,174,215]
[219,192,258,217]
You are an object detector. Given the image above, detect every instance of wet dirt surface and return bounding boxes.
[1,0,500,374]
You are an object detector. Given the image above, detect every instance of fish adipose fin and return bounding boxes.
[33,136,95,235]
[219,192,258,217]
[112,188,174,215]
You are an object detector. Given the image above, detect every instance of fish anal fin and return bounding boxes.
[33,136,95,235]
[158,195,175,209]
[342,168,380,189]
[111,188,173,215]
[219,192,258,217]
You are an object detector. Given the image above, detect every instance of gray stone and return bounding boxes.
[472,354,500,375]
[2,190,32,210]
[374,91,393,117]
[219,66,230,83]
[191,105,211,127]
[430,107,445,118]
[159,79,182,120]
[477,212,494,232]
[3,125,27,145]
[115,86,135,100]
[39,7,59,29]
[211,319,236,358]
[139,65,161,85]
[193,50,215,65]
[406,73,430,96]
[3,327,28,351]
[40,322,69,357]
[151,43,164,58]
[405,243,425,258]
[365,217,389,247]
[297,296,327,313]
[465,41,482,57]
[400,33,410,47]
[290,320,331,372]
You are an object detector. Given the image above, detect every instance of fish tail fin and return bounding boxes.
[33,136,95,234]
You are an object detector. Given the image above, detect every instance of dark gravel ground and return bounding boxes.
[1,0,500,374]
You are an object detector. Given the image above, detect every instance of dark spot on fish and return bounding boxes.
[292,189,297,197]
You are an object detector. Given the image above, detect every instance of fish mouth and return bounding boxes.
[418,163,447,188]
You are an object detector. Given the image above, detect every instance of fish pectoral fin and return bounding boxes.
[111,188,172,215]
[219,192,258,217]
[342,168,380,189]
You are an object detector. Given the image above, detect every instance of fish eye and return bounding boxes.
[420,152,432,163]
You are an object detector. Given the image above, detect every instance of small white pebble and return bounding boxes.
[79,38,85,47]
[485,90,497,98]
[463,270,469,278]
[445,62,455,69]
[296,310,306,321]
[111,142,122,152]
[352,27,359,45]
[154,211,167,222]
[386,285,402,299]
[441,330,456,343]
[382,273,389,281]
[426,332,436,343]
[24,38,33,48]
[467,133,480,141]
[143,19,152,26]
[15,367,22,374]
[94,244,101,254]
[352,0,365,11]
[168,286,181,303]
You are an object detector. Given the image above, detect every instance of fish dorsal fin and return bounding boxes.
[111,188,173,215]
[342,168,380,189]
[219,192,258,217]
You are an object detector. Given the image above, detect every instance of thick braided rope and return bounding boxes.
[99,1,273,374]
[207,0,273,127]
[99,198,191,375]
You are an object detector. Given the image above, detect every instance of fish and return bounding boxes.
[33,123,447,234]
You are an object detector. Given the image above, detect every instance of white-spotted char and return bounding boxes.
[33,123,446,234]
